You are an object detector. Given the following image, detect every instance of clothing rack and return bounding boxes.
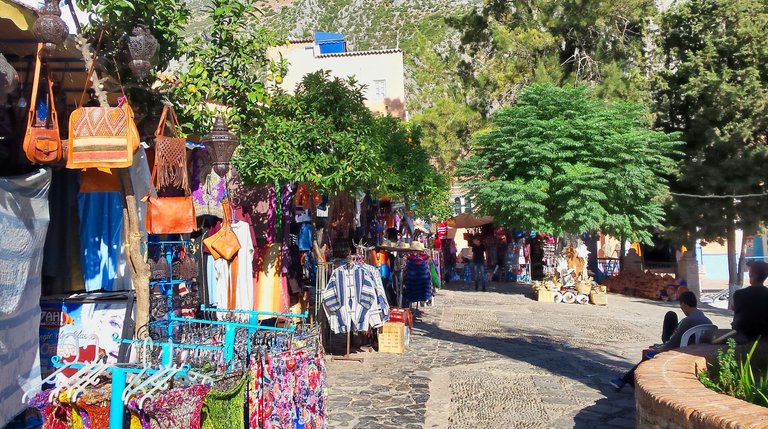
[147,240,190,339]
[198,306,309,354]
[50,355,191,429]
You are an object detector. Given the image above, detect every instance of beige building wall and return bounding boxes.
[267,41,407,120]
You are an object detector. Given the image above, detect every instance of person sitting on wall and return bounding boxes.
[610,291,713,391]
[731,261,768,343]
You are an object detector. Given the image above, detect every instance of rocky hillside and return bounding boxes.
[187,0,481,112]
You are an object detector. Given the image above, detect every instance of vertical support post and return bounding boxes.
[224,324,235,365]
[109,368,127,429]
[165,245,174,340]
[160,343,173,367]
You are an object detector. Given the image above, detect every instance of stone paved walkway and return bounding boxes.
[324,282,733,428]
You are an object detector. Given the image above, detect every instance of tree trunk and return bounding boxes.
[118,170,150,338]
[619,237,626,273]
[726,223,739,309]
[736,231,750,288]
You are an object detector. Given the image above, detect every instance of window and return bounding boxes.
[453,197,462,216]
[374,79,386,100]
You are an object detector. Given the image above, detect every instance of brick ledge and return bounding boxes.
[635,344,768,428]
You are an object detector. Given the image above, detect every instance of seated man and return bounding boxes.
[732,261,768,342]
[610,291,712,391]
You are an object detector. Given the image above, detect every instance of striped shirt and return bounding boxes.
[322,265,377,334]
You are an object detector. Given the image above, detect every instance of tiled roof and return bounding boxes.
[288,38,314,44]
[317,48,402,58]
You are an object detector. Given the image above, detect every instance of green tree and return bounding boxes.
[459,84,680,242]
[234,71,386,194]
[449,0,656,114]
[172,0,287,136]
[411,98,483,173]
[654,0,768,294]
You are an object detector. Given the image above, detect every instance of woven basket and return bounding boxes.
[575,282,592,295]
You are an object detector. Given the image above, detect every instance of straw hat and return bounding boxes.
[410,241,425,251]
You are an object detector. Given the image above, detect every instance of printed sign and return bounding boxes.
[39,300,129,379]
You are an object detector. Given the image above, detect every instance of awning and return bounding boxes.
[0,0,35,31]
[446,213,494,228]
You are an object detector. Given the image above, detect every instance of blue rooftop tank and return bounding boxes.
[314,31,346,54]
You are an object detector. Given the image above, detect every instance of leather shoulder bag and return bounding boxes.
[203,198,240,261]
[145,104,197,234]
[23,43,63,165]
[66,35,139,169]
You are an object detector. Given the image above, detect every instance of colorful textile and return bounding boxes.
[127,397,150,429]
[321,265,377,334]
[249,352,328,429]
[76,385,111,429]
[28,390,67,429]
[201,373,247,429]
[78,192,124,291]
[404,253,432,302]
[142,384,210,429]
[58,391,84,429]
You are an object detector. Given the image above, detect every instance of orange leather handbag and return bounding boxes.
[203,198,240,260]
[23,43,63,165]
[66,35,139,169]
[145,104,196,234]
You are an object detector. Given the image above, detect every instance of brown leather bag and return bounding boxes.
[23,43,63,164]
[145,104,196,234]
[203,198,240,260]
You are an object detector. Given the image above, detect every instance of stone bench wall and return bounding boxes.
[635,345,768,429]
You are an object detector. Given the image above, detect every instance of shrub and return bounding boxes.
[699,338,768,407]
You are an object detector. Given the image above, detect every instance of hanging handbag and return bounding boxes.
[66,35,139,169]
[203,198,240,261]
[145,104,196,234]
[22,43,63,165]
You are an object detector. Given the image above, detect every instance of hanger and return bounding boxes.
[22,333,81,403]
[68,359,111,401]
[138,364,187,409]
[49,357,101,403]
[125,361,176,402]
[122,336,154,404]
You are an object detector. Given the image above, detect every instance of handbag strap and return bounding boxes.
[78,29,105,108]
[27,44,59,131]
[154,104,182,138]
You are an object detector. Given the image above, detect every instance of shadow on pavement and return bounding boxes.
[415,282,642,425]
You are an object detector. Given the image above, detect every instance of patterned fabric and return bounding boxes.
[142,384,210,429]
[127,397,151,429]
[249,352,328,429]
[404,253,432,302]
[28,390,67,429]
[67,105,138,168]
[322,265,377,334]
[58,391,85,429]
[201,373,247,429]
[190,148,225,218]
[76,385,111,429]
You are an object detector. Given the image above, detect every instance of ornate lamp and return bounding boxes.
[202,114,240,177]
[0,54,19,105]
[32,0,69,57]
[127,25,158,79]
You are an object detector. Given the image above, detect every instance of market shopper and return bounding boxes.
[471,237,487,291]
[731,261,768,342]
[610,291,712,391]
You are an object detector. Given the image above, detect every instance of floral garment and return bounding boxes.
[141,384,210,429]
[28,389,68,429]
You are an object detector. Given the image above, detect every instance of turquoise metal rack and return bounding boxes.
[51,355,190,429]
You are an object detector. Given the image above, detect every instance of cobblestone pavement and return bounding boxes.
[325,282,733,428]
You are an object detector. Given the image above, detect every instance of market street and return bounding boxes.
[325,282,733,429]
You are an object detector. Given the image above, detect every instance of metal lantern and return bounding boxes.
[32,0,69,57]
[202,114,240,177]
[0,54,18,105]
[127,25,158,79]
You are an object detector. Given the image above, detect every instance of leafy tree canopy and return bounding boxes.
[234,71,450,219]
[411,98,483,173]
[459,84,681,242]
[172,0,287,137]
[655,0,768,247]
[449,0,656,115]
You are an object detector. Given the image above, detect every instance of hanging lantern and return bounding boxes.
[0,54,19,105]
[202,114,240,177]
[127,25,158,79]
[32,0,69,57]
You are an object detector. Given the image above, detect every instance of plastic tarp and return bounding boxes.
[0,168,51,427]
[446,213,494,228]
